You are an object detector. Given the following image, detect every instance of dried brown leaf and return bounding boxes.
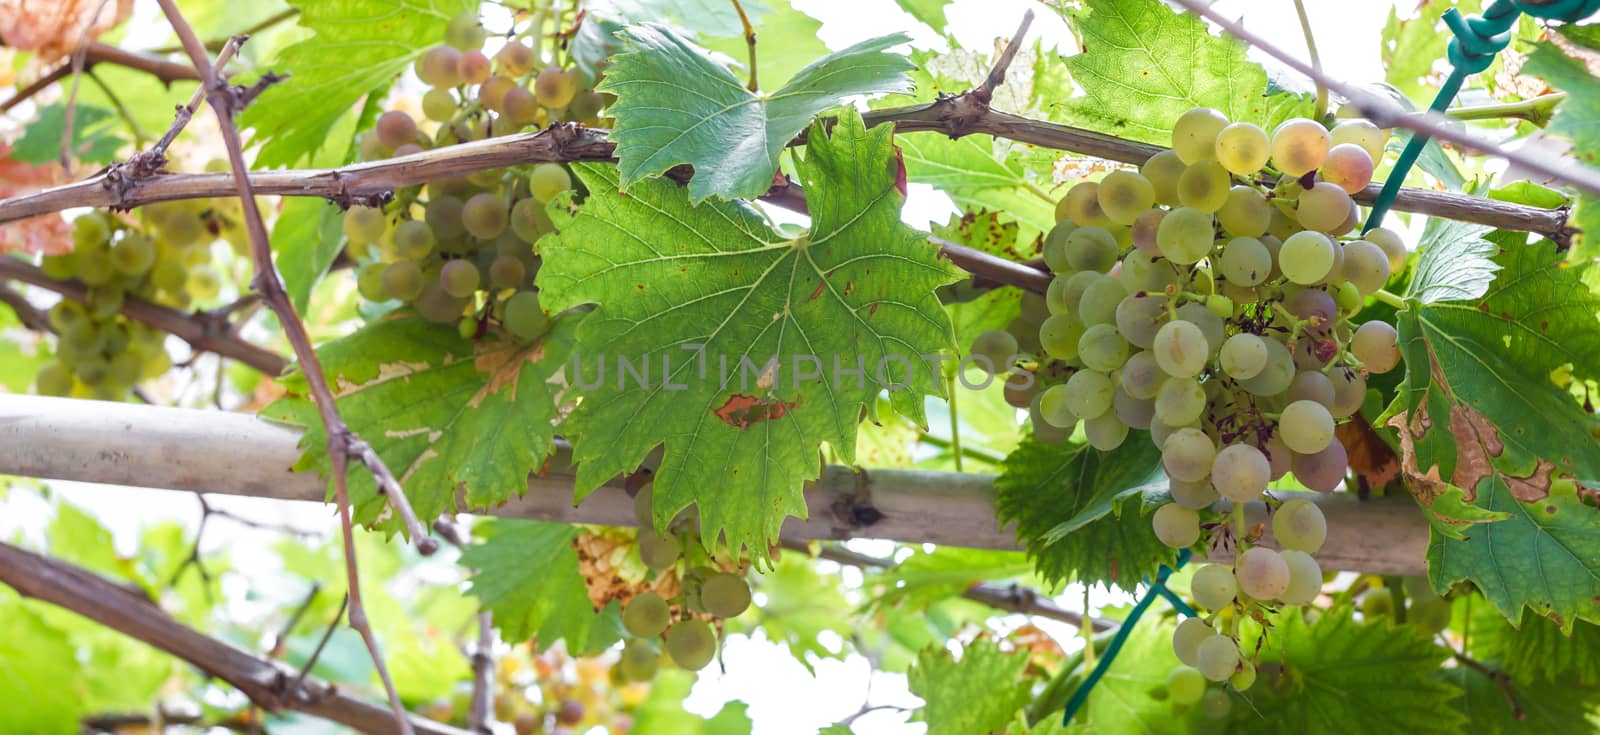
[0,0,133,62]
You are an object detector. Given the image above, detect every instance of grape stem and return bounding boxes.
[1291,0,1328,120]
[1445,93,1567,127]
[945,370,964,472]
[1372,288,1407,310]
[729,0,760,92]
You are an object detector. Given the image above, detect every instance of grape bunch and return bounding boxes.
[343,12,612,342]
[615,487,753,681]
[970,108,1408,702]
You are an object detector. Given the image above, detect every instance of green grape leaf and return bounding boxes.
[869,547,1035,612]
[13,103,127,165]
[899,134,1057,238]
[632,670,753,734]
[1442,667,1598,735]
[1381,1,1479,105]
[263,314,580,530]
[934,209,1032,347]
[0,598,88,733]
[536,110,962,563]
[994,436,1173,589]
[701,2,829,90]
[896,0,949,33]
[908,638,1032,735]
[1049,0,1313,145]
[1402,215,1500,306]
[0,304,51,392]
[272,198,344,314]
[597,24,914,202]
[569,14,626,87]
[1469,607,1600,685]
[460,519,624,653]
[1230,610,1464,735]
[1523,40,1600,260]
[240,0,476,166]
[1061,617,1197,735]
[729,552,852,672]
[609,0,771,39]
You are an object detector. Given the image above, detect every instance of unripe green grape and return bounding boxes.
[1113,385,1155,430]
[534,66,579,108]
[1270,118,1330,176]
[75,355,111,386]
[478,74,515,111]
[394,220,436,260]
[440,260,481,298]
[108,234,155,277]
[1168,666,1207,706]
[1295,182,1351,233]
[1219,334,1267,380]
[1038,313,1085,361]
[1352,320,1400,373]
[488,255,527,289]
[1173,107,1229,164]
[1048,272,1098,318]
[1084,411,1130,450]
[425,195,467,240]
[1341,240,1390,296]
[1191,563,1238,609]
[1279,400,1334,454]
[569,89,607,121]
[35,361,74,395]
[1152,502,1200,548]
[1235,546,1290,600]
[622,591,671,637]
[383,261,425,301]
[188,267,221,301]
[76,247,115,285]
[376,110,418,149]
[1211,444,1269,502]
[1330,119,1388,163]
[1362,588,1395,618]
[529,163,574,204]
[47,299,87,332]
[358,131,391,161]
[344,205,388,244]
[1152,319,1208,378]
[1162,427,1215,482]
[503,290,549,340]
[1042,221,1077,273]
[510,197,553,244]
[73,211,112,247]
[1214,122,1269,174]
[1328,367,1366,419]
[1155,206,1214,265]
[1173,617,1212,666]
[1141,149,1187,206]
[637,529,680,569]
[1155,376,1205,426]
[444,12,487,50]
[1059,181,1111,227]
[620,641,660,682]
[462,193,508,240]
[1320,143,1375,194]
[1077,276,1128,326]
[497,42,535,76]
[1195,635,1239,682]
[422,88,457,122]
[1130,208,1165,255]
[40,253,77,280]
[1278,549,1322,606]
[1169,477,1217,510]
[1412,597,1453,635]
[503,86,539,125]
[1217,186,1270,237]
[702,573,752,618]
[1201,689,1233,719]
[1120,350,1165,400]
[108,351,142,386]
[1096,170,1155,225]
[1114,292,1169,349]
[1031,394,1074,443]
[665,619,717,671]
[1274,497,1328,553]
[1177,160,1230,212]
[1120,250,1180,294]
[1038,384,1081,428]
[357,262,389,301]
[1364,226,1407,274]
[1174,303,1224,357]
[1278,231,1335,285]
[1216,237,1267,288]
[1239,338,1294,396]
[1230,658,1257,691]
[1288,370,1335,408]
[970,329,1019,372]
[1064,369,1115,419]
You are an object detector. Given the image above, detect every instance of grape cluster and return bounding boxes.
[345,12,612,340]
[32,204,239,399]
[971,108,1408,703]
[616,488,753,680]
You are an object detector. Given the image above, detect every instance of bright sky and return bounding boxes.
[4,2,1427,734]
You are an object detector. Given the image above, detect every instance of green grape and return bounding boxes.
[1154,376,1205,426]
[1230,659,1257,692]
[47,299,87,333]
[108,233,154,275]
[1219,333,1267,380]
[425,195,467,240]
[1329,367,1366,419]
[75,355,111,386]
[1216,186,1270,237]
[1340,240,1390,296]
[76,247,115,285]
[665,620,717,671]
[1174,303,1223,357]
[1279,400,1334,454]
[1274,497,1327,553]
[461,194,507,241]
[1114,292,1168,349]
[478,74,515,111]
[702,573,752,618]
[1042,221,1077,273]
[1162,427,1215,482]
[1195,635,1239,682]
[73,212,112,248]
[383,261,425,302]
[1278,550,1322,605]
[488,255,527,289]
[62,320,106,357]
[1270,118,1330,176]
[1065,226,1118,273]
[1119,350,1164,400]
[1084,408,1130,451]
[357,262,388,301]
[530,163,574,203]
[1154,206,1214,265]
[1364,226,1407,273]
[1076,276,1127,326]
[1064,369,1114,419]
[422,88,457,122]
[502,86,539,125]
[1288,370,1335,407]
[1130,208,1165,255]
[1046,271,1092,316]
[510,197,553,244]
[1096,170,1155,225]
[188,267,221,301]
[1238,337,1293,396]
[376,110,418,149]
[970,329,1019,373]
[1294,182,1350,233]
[1120,251,1180,294]
[344,205,388,244]
[1030,393,1074,442]
[620,641,660,682]
[503,290,549,340]
[569,89,607,121]
[439,260,480,298]
[1411,597,1453,635]
[1351,321,1400,373]
[1329,119,1387,163]
[1214,122,1269,174]
[1173,617,1213,666]
[108,352,142,386]
[1235,547,1290,601]
[1058,181,1110,227]
[1172,107,1229,164]
[444,12,486,50]
[1168,667,1207,706]
[394,220,436,260]
[497,42,535,76]
[1211,444,1269,502]
[1217,236,1269,287]
[1177,160,1230,212]
[40,253,77,280]
[1294,440,1348,490]
[35,361,74,395]
[1191,563,1238,610]
[1038,313,1085,361]
[1321,143,1375,195]
[1151,319,1208,378]
[637,529,680,569]
[622,592,671,637]
[358,131,390,161]
[534,66,579,108]
[152,258,186,292]
[1362,589,1395,618]
[1201,689,1233,719]
[1112,385,1155,430]
[1140,149,1187,206]
[1152,502,1200,548]
[104,323,131,354]
[1278,231,1335,285]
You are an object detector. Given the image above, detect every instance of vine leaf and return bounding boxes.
[630,670,752,734]
[725,553,851,672]
[536,109,961,564]
[598,24,914,202]
[899,134,1057,238]
[263,314,580,531]
[868,547,1035,613]
[240,0,476,166]
[0,599,87,733]
[1059,617,1198,734]
[1523,39,1600,259]
[12,103,126,165]
[1467,606,1600,686]
[1394,230,1600,630]
[907,638,1032,735]
[700,1,829,88]
[459,519,623,654]
[993,435,1174,590]
[272,198,344,313]
[1050,0,1313,144]
[1440,666,1596,735]
[934,209,1031,347]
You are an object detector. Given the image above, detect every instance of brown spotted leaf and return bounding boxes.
[537,109,962,565]
[263,314,580,531]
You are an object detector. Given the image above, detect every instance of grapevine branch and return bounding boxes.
[0,42,206,114]
[150,5,427,734]
[0,542,471,735]
[430,519,498,735]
